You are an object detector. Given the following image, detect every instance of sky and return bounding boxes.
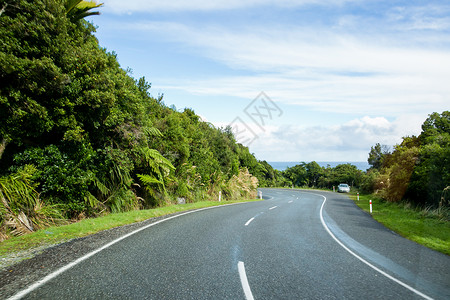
[90,0,450,162]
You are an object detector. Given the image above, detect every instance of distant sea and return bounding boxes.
[268,161,370,172]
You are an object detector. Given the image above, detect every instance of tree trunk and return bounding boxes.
[0,4,7,17]
[0,137,8,160]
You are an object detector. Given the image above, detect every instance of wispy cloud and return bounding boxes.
[386,4,450,31]
[135,20,450,116]
[102,0,358,13]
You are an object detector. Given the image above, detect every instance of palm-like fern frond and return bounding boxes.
[137,174,164,197]
[144,126,163,138]
[65,0,103,22]
[137,148,175,201]
[140,147,175,177]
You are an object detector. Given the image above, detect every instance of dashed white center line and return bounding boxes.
[288,200,293,203]
[238,261,255,300]
[245,217,255,226]
[269,206,278,210]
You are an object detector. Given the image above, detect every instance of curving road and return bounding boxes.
[4,188,450,299]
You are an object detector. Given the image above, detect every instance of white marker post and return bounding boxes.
[357,192,360,201]
[333,186,335,192]
[369,199,372,214]
[259,191,262,200]
[219,191,222,202]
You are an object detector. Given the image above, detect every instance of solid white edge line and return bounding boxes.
[269,206,277,210]
[238,261,255,300]
[317,193,433,300]
[245,217,255,226]
[7,202,247,300]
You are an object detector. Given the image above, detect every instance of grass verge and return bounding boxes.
[349,193,450,255]
[0,200,258,258]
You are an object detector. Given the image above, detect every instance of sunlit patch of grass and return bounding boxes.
[350,193,450,255]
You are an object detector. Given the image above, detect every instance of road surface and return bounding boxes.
[3,188,450,299]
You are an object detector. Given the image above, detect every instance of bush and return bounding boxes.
[359,170,380,194]
[10,145,94,217]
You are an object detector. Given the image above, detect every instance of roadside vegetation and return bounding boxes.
[349,193,449,255]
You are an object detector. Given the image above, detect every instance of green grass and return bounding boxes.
[0,200,258,257]
[349,192,450,255]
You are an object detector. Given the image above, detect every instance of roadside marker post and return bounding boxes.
[369,199,372,214]
[333,186,335,192]
[219,191,222,202]
[259,191,262,199]
[357,192,359,201]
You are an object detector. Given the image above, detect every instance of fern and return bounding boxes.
[140,147,175,176]
[87,165,135,213]
[137,174,167,204]
[144,126,163,138]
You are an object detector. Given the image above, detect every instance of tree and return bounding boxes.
[406,112,450,207]
[283,163,308,187]
[332,164,362,187]
[368,143,390,170]
[381,138,420,202]
[305,161,323,187]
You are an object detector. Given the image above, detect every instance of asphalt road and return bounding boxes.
[4,188,450,299]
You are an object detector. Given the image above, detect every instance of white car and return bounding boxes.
[338,183,350,193]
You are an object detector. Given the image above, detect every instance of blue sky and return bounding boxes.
[90,0,450,162]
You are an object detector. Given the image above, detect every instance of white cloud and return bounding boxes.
[248,115,425,161]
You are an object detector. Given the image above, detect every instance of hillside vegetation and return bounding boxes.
[0,0,276,241]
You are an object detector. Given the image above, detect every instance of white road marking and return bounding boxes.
[269,206,277,210]
[288,200,293,203]
[238,261,255,300]
[7,203,249,300]
[317,193,433,300]
[245,217,255,226]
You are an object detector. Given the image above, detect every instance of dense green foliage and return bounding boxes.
[0,0,277,239]
[278,161,364,190]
